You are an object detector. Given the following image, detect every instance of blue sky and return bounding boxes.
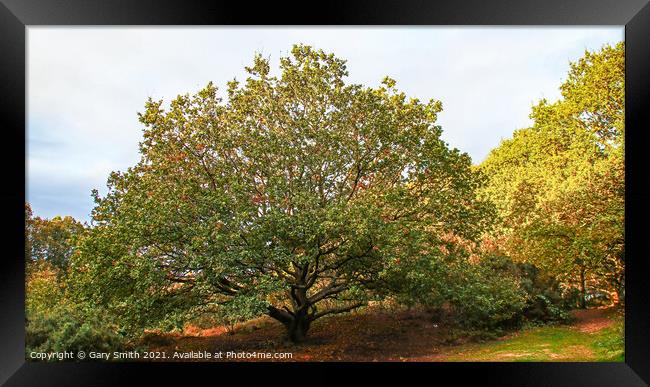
[27,27,623,222]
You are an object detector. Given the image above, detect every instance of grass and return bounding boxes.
[439,313,624,362]
[590,318,625,362]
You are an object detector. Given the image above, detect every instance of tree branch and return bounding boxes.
[310,302,364,321]
[267,305,293,325]
[308,282,348,304]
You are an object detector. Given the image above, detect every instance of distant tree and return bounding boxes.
[479,42,624,307]
[70,45,491,342]
[25,203,86,273]
[25,203,33,269]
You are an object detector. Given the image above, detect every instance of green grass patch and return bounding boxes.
[441,314,624,362]
[590,318,624,362]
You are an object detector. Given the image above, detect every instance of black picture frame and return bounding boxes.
[1,0,648,385]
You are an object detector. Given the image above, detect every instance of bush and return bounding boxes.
[384,251,531,330]
[515,262,570,322]
[26,305,126,358]
[445,260,528,330]
[396,253,570,331]
[26,262,126,359]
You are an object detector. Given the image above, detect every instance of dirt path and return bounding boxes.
[571,307,617,333]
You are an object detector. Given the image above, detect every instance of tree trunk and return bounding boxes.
[267,305,312,343]
[579,268,587,309]
[617,272,625,305]
[287,312,311,343]
[266,263,363,343]
[268,300,364,342]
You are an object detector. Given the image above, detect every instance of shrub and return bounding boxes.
[26,305,126,358]
[398,253,570,331]
[26,262,126,359]
[444,260,528,330]
[515,262,570,322]
[384,251,530,330]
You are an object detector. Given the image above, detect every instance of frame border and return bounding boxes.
[1,0,648,385]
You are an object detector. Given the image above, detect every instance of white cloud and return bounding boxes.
[27,26,623,221]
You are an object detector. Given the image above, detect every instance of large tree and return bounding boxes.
[70,45,490,342]
[478,42,624,307]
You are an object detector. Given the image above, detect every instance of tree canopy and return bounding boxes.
[69,45,492,341]
[25,203,86,273]
[478,42,624,307]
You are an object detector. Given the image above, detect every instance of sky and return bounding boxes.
[27,26,623,222]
